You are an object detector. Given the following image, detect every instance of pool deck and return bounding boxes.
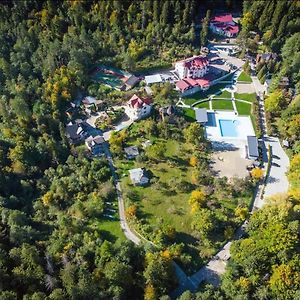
[206,110,255,149]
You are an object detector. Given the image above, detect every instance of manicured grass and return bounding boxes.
[194,101,210,109]
[182,107,196,121]
[184,93,208,106]
[214,89,231,99]
[237,71,252,83]
[96,220,125,241]
[212,99,233,110]
[183,82,229,105]
[234,92,257,103]
[236,100,252,115]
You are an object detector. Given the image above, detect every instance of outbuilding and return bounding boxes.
[195,108,208,123]
[129,168,149,186]
[246,136,259,160]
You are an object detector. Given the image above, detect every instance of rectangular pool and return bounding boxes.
[219,119,238,137]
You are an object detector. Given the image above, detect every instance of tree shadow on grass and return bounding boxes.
[176,231,199,245]
[168,156,189,167]
[99,229,118,243]
[136,209,153,220]
[161,189,178,196]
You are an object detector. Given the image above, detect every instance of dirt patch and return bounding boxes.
[210,149,252,178]
[236,83,255,94]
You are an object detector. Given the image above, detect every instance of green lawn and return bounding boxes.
[184,94,208,105]
[183,82,229,105]
[234,93,257,103]
[96,220,125,241]
[237,71,252,83]
[194,101,210,109]
[122,163,194,235]
[236,100,252,115]
[120,141,195,233]
[212,99,233,110]
[119,139,207,272]
[214,89,231,99]
[182,107,196,121]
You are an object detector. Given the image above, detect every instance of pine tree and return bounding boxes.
[200,10,210,47]
[160,1,169,25]
[258,0,275,33]
[153,0,159,24]
[257,65,267,82]
[270,1,287,39]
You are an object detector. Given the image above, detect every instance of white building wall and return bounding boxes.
[125,105,152,121]
[175,62,186,79]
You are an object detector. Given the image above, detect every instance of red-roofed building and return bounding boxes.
[195,78,210,88]
[175,77,211,96]
[175,56,209,80]
[125,94,152,121]
[210,14,239,37]
[211,14,233,23]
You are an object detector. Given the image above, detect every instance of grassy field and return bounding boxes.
[96,220,125,241]
[212,99,233,110]
[182,107,196,121]
[119,139,208,272]
[234,93,257,103]
[194,101,210,109]
[184,95,207,106]
[236,101,252,115]
[214,89,231,99]
[237,71,252,83]
[183,82,229,105]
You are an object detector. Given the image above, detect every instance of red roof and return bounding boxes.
[213,22,239,34]
[227,25,239,34]
[183,56,208,69]
[176,78,211,92]
[211,14,233,23]
[127,94,152,109]
[184,77,198,87]
[195,78,210,87]
[176,80,190,91]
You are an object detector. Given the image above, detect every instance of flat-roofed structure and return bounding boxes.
[145,74,163,85]
[195,108,208,123]
[246,135,259,160]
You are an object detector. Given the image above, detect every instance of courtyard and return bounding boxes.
[210,149,252,178]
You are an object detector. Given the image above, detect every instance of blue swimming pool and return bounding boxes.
[219,119,238,137]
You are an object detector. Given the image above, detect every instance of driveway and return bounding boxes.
[86,112,101,127]
[251,76,266,95]
[263,137,290,201]
[103,118,133,141]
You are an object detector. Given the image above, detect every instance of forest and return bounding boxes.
[0,0,299,299]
